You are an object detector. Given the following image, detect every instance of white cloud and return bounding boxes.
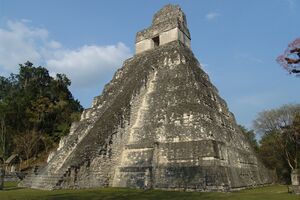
[0,20,132,89]
[47,40,62,49]
[7,20,48,39]
[0,20,45,72]
[205,12,221,20]
[47,43,130,87]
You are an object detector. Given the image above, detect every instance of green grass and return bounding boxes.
[0,182,298,200]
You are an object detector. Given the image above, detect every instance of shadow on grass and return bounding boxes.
[4,187,24,191]
[0,184,298,200]
[42,189,219,200]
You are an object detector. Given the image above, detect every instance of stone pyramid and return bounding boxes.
[21,4,274,191]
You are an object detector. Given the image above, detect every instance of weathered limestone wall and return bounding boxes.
[112,70,158,188]
[136,27,191,54]
[20,39,274,191]
[136,39,154,55]
[110,41,274,190]
[135,5,191,54]
[160,28,190,48]
[21,4,274,191]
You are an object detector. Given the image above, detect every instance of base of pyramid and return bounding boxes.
[19,41,275,191]
[111,139,274,191]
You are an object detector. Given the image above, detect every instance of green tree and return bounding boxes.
[0,61,83,164]
[253,104,300,183]
[259,131,291,183]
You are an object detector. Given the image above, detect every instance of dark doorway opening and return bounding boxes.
[152,36,160,47]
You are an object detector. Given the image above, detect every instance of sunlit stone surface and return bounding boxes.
[20,4,274,191]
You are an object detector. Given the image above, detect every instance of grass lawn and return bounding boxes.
[0,182,298,200]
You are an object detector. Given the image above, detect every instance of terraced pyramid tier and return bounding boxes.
[20,4,274,191]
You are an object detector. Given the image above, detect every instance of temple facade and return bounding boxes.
[20,4,274,191]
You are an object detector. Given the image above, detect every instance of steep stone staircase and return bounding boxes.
[20,173,65,189]
[19,111,97,190]
[20,163,85,190]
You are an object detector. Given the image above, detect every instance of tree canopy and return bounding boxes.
[0,61,83,166]
[253,104,300,183]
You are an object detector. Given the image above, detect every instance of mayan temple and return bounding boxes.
[20,4,274,191]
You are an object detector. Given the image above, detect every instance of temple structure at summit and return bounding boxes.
[20,4,274,191]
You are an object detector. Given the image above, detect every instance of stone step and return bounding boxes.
[126,143,154,149]
[119,166,153,173]
[20,172,66,189]
[24,176,63,181]
[21,178,61,184]
[25,174,64,178]
[21,180,60,189]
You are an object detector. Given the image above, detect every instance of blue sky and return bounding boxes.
[0,0,299,129]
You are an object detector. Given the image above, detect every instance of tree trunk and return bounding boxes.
[0,118,6,157]
[0,168,4,190]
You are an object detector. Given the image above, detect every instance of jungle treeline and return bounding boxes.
[0,62,299,184]
[0,61,83,167]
